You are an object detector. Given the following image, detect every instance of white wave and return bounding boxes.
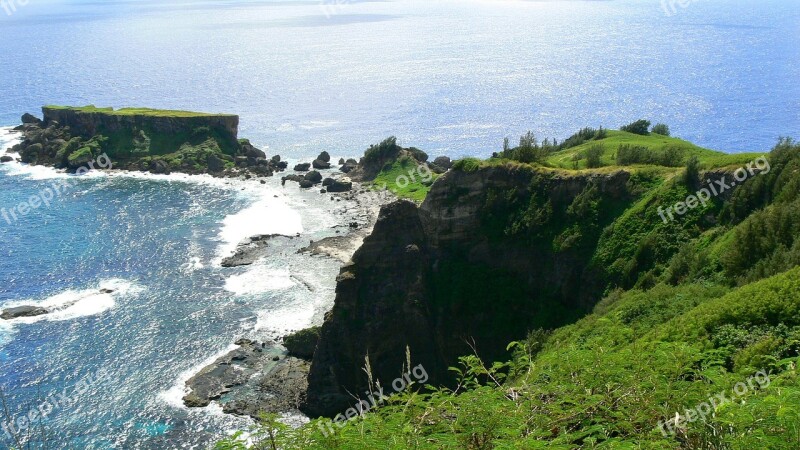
[0,126,21,151]
[216,191,303,260]
[0,279,143,324]
[158,343,239,410]
[254,298,315,338]
[224,266,296,296]
[0,319,15,347]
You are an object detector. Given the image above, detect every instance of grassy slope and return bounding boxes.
[371,156,440,202]
[546,130,762,170]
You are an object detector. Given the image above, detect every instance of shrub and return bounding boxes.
[651,123,670,136]
[621,119,651,135]
[584,143,604,168]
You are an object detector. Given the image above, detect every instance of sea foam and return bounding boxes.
[0,279,143,324]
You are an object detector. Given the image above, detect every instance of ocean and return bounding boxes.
[0,0,798,448]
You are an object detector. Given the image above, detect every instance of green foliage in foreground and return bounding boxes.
[217,272,800,449]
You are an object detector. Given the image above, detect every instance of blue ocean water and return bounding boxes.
[0,0,798,448]
[0,0,798,157]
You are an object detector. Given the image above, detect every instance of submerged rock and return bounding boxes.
[1,305,48,320]
[0,156,13,163]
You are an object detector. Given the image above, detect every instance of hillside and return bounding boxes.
[214,134,800,449]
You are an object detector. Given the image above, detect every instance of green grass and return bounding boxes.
[43,105,236,118]
[371,156,440,202]
[546,130,762,170]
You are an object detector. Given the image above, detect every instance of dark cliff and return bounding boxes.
[303,164,636,417]
[42,106,239,154]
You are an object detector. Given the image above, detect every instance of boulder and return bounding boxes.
[1,305,48,320]
[317,151,331,163]
[0,156,13,163]
[433,156,452,169]
[282,174,304,185]
[271,155,281,163]
[148,159,171,175]
[304,170,323,184]
[283,326,321,361]
[338,158,345,165]
[21,113,42,125]
[299,180,314,189]
[276,161,288,170]
[322,177,334,187]
[340,159,358,173]
[327,178,353,193]
[312,159,331,170]
[207,154,225,172]
[241,142,266,159]
[235,156,249,167]
[294,163,311,171]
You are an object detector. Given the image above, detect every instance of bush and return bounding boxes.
[616,144,685,167]
[651,123,670,136]
[364,136,400,163]
[621,119,651,135]
[584,143,603,168]
[684,155,700,187]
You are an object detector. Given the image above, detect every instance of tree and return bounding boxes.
[684,155,700,187]
[651,123,670,136]
[585,144,604,168]
[621,119,651,136]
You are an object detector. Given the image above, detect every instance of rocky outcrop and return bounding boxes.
[12,107,287,177]
[183,338,309,418]
[42,106,239,148]
[283,326,321,361]
[1,305,48,320]
[303,165,635,417]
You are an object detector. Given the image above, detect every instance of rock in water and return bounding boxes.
[0,156,13,163]
[1,305,48,320]
[312,159,331,170]
[294,163,311,171]
[304,171,323,184]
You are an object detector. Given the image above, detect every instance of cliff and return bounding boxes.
[11,106,287,176]
[42,105,239,156]
[303,164,637,416]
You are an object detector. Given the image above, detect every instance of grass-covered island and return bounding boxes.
[10,106,289,177]
[213,121,800,449]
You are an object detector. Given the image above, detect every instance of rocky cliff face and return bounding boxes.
[303,164,634,417]
[42,107,239,148]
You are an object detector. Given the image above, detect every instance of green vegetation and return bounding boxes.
[43,104,235,118]
[621,118,652,135]
[218,135,800,449]
[371,155,439,202]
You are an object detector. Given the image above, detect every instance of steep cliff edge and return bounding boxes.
[42,105,240,154]
[303,163,638,417]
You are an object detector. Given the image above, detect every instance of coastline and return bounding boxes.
[0,124,394,424]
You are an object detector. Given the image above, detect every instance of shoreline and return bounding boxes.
[0,124,395,424]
